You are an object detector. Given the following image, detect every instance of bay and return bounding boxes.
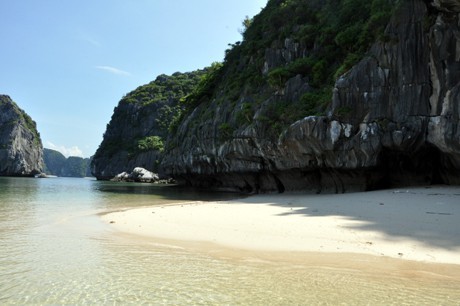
[0,177,459,305]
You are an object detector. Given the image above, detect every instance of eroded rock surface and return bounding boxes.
[161,0,460,192]
[0,95,43,176]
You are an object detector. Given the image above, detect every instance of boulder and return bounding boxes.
[111,167,160,183]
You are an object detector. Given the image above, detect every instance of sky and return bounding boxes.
[0,0,267,158]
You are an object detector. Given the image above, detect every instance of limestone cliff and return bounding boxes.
[44,148,92,177]
[0,95,44,176]
[91,71,205,179]
[95,0,460,192]
[160,0,460,192]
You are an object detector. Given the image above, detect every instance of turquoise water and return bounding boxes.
[0,177,459,305]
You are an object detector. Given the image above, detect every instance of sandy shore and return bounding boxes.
[102,186,460,265]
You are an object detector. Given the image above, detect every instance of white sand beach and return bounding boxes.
[102,186,460,265]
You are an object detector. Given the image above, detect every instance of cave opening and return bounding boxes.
[376,145,445,189]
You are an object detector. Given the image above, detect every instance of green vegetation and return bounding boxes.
[0,96,42,146]
[240,15,253,35]
[96,0,401,161]
[218,123,234,140]
[336,105,354,117]
[121,71,204,106]
[155,104,182,132]
[20,111,41,146]
[44,148,91,177]
[262,0,397,90]
[172,0,398,138]
[94,70,206,161]
[97,139,127,158]
[168,63,224,133]
[180,62,224,110]
[236,102,254,125]
[137,136,164,152]
[299,88,332,116]
[43,148,66,174]
[65,157,90,177]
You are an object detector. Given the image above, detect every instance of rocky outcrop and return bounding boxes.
[160,0,460,192]
[309,0,460,187]
[93,0,460,192]
[0,95,44,176]
[110,167,161,183]
[91,71,204,180]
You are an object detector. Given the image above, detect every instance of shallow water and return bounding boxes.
[0,177,459,305]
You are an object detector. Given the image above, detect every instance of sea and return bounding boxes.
[1,177,459,305]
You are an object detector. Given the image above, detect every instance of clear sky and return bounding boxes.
[0,0,267,157]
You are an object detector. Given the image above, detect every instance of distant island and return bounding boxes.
[43,148,92,178]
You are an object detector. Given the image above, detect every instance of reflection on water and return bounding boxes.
[94,181,243,210]
[0,177,459,305]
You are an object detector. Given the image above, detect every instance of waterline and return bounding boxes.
[0,177,459,304]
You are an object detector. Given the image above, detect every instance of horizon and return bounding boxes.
[0,0,267,158]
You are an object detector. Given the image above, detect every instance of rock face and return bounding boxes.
[43,148,92,177]
[160,0,460,192]
[95,0,460,193]
[0,95,44,176]
[91,71,204,180]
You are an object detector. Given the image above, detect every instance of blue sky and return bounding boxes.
[0,0,266,157]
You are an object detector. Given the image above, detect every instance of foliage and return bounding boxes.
[336,106,353,117]
[155,104,182,132]
[96,139,128,159]
[137,136,164,152]
[43,148,91,177]
[181,62,224,110]
[167,63,225,133]
[120,71,205,106]
[65,157,90,177]
[174,0,398,137]
[96,0,400,157]
[262,0,397,91]
[239,15,253,35]
[94,70,204,160]
[218,123,234,140]
[0,96,42,146]
[259,87,332,135]
[299,87,332,116]
[43,148,66,174]
[20,111,40,144]
[236,102,254,125]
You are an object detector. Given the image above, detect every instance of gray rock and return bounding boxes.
[161,0,460,192]
[0,95,43,176]
[111,167,160,183]
[94,0,460,193]
[91,71,204,180]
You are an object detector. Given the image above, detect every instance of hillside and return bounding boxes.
[0,95,43,176]
[91,70,206,179]
[94,0,460,192]
[44,148,92,177]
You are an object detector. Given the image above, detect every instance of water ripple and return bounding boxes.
[1,178,459,304]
